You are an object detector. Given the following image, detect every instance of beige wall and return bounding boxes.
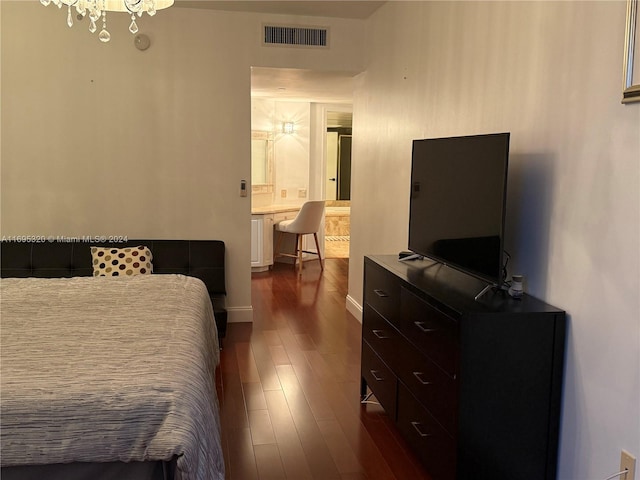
[348,1,639,478]
[250,97,313,208]
[270,100,312,204]
[0,2,365,321]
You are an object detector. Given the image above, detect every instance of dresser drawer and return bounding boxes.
[362,303,402,372]
[364,260,400,327]
[396,341,458,436]
[400,287,459,376]
[361,341,397,418]
[397,383,456,480]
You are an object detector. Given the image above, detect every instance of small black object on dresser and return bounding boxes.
[361,255,566,480]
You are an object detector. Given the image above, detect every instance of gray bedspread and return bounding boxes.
[0,275,224,480]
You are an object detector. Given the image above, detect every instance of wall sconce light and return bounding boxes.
[282,122,295,134]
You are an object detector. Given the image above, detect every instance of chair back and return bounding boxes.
[286,201,326,234]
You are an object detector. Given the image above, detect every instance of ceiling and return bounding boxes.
[251,68,355,127]
[175,1,385,19]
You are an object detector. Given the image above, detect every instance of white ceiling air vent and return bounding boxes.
[263,24,329,48]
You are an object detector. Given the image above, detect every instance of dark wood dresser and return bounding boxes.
[360,255,566,480]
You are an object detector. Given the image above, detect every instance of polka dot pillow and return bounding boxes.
[91,246,153,276]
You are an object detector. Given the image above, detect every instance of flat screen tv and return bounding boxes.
[408,132,510,287]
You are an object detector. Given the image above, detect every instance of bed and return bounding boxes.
[0,240,228,342]
[0,241,227,480]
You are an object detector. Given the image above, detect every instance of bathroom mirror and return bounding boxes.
[251,130,274,193]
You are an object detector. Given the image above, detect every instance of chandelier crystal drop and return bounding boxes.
[129,13,139,34]
[41,0,174,43]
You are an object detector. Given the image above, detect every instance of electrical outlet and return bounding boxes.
[621,450,637,480]
[280,189,287,198]
[298,188,307,198]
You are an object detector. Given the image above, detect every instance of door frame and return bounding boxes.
[309,103,353,202]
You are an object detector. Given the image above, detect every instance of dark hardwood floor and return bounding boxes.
[216,258,432,480]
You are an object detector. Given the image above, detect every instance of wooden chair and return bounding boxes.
[274,201,325,274]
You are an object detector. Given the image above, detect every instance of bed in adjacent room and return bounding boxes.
[0,273,225,480]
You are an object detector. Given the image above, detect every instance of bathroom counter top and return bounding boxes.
[251,205,302,215]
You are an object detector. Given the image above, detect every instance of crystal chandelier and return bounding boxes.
[41,0,174,43]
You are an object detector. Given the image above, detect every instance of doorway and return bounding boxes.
[249,68,355,264]
[324,113,352,259]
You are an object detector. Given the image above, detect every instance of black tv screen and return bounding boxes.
[408,133,510,286]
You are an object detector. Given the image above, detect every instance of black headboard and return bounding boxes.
[0,240,228,339]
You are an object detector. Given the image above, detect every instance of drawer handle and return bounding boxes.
[372,329,389,339]
[411,421,432,438]
[370,370,384,381]
[412,371,432,385]
[373,289,388,298]
[414,321,437,333]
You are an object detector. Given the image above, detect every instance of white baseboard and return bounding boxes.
[228,299,359,324]
[227,306,254,323]
[345,294,362,323]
